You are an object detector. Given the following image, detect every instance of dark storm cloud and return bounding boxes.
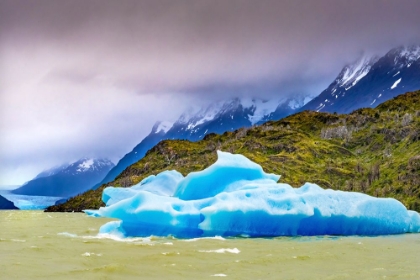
[1,0,419,184]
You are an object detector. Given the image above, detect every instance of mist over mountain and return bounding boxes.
[3,45,418,192]
[2,0,420,186]
[93,45,420,189]
[96,95,308,186]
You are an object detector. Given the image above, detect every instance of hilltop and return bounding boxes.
[46,91,420,212]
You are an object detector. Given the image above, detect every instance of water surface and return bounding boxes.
[1,211,419,279]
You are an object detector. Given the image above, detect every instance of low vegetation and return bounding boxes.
[46,91,420,212]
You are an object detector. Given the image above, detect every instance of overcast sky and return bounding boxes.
[1,0,420,185]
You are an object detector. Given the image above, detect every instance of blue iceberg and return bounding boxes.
[85,151,420,238]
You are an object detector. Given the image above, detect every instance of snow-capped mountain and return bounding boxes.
[12,158,114,197]
[167,98,255,141]
[95,96,306,187]
[166,95,313,141]
[301,45,420,113]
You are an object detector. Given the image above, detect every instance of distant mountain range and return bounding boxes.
[12,158,114,197]
[95,45,420,188]
[0,195,18,210]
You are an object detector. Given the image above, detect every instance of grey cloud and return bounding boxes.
[3,0,420,98]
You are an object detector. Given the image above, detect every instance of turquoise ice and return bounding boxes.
[85,151,420,238]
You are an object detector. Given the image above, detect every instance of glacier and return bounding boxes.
[85,151,420,238]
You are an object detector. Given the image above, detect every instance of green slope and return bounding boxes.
[46,91,420,212]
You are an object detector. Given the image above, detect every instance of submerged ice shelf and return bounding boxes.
[85,151,420,238]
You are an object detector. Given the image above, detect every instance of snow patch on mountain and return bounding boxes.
[391,78,402,89]
[338,56,378,90]
[74,158,114,173]
[315,103,325,112]
[77,159,94,171]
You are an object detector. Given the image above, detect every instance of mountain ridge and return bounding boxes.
[92,45,420,190]
[94,96,306,187]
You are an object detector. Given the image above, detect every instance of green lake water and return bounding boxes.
[1,211,420,279]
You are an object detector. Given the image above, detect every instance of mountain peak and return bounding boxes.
[77,158,94,171]
[68,158,114,173]
[301,44,420,114]
[385,45,420,67]
[174,96,303,129]
[336,55,379,90]
[174,99,240,130]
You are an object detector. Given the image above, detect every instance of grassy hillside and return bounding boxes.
[46,91,420,212]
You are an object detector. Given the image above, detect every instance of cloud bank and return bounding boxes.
[1,0,419,184]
